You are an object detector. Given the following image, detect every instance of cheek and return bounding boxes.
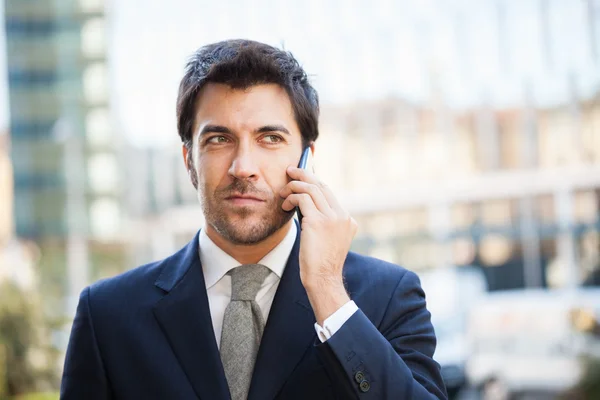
[197,155,230,186]
[262,158,293,193]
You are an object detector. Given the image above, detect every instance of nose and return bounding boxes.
[228,145,259,181]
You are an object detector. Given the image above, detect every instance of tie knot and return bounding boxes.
[230,264,271,301]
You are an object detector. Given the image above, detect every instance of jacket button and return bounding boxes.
[354,371,365,383]
[359,380,371,393]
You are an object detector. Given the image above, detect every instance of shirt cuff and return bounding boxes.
[314,300,359,342]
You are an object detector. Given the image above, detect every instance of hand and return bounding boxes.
[280,166,358,324]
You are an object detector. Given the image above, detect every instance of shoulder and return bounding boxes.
[344,252,425,329]
[91,260,163,295]
[83,257,170,316]
[86,232,200,303]
[343,251,424,317]
[343,251,420,288]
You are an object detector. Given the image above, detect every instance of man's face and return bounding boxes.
[186,83,304,245]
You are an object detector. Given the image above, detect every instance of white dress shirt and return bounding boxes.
[198,223,358,347]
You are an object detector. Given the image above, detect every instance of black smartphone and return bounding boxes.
[296,146,311,225]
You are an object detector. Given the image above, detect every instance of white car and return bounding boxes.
[465,288,600,396]
[419,266,488,396]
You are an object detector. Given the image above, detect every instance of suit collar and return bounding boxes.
[153,231,230,400]
[154,230,201,293]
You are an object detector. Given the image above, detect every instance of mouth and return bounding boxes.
[224,194,266,206]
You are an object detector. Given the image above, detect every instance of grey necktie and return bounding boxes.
[220,264,271,400]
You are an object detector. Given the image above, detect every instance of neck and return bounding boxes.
[205,220,294,265]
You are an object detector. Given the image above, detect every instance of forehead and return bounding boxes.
[193,83,299,134]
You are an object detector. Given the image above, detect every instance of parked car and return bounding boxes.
[465,287,600,397]
[419,266,488,397]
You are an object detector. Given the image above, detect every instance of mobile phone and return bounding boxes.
[296,146,311,225]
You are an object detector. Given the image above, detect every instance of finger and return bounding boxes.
[281,193,320,217]
[286,165,317,183]
[280,181,335,217]
[286,166,343,212]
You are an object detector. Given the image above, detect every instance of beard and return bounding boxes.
[199,178,294,245]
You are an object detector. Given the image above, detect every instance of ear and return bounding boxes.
[308,141,316,173]
[182,145,190,169]
[182,144,199,189]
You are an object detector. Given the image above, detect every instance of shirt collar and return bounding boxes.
[199,222,298,290]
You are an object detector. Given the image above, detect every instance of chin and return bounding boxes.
[226,209,267,224]
[214,211,292,245]
[221,225,272,245]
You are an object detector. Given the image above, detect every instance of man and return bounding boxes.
[61,39,447,399]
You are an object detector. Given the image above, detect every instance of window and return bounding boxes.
[478,234,514,267]
[89,198,120,239]
[579,229,600,287]
[83,63,108,105]
[452,203,476,231]
[13,190,33,237]
[573,190,598,225]
[480,199,513,227]
[85,108,111,146]
[87,153,119,194]
[79,0,104,13]
[497,110,521,169]
[0,154,14,242]
[9,83,59,129]
[81,18,105,58]
[33,187,66,235]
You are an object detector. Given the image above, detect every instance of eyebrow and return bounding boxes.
[198,124,291,137]
[199,124,231,136]
[256,125,290,136]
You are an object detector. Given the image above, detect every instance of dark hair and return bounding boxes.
[176,39,320,155]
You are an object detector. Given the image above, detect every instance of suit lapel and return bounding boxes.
[248,225,317,400]
[153,232,230,400]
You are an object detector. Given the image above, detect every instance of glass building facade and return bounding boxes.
[4,0,122,316]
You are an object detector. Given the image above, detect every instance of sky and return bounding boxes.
[0,0,598,146]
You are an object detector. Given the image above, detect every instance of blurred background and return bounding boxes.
[0,0,599,398]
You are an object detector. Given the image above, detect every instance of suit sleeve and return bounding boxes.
[315,270,448,399]
[60,286,113,400]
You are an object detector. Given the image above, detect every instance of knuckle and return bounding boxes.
[344,215,357,228]
[302,193,311,201]
[340,212,351,222]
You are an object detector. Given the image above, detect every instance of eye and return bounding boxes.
[262,134,284,144]
[206,135,229,144]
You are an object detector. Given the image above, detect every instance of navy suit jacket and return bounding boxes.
[61,228,447,399]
